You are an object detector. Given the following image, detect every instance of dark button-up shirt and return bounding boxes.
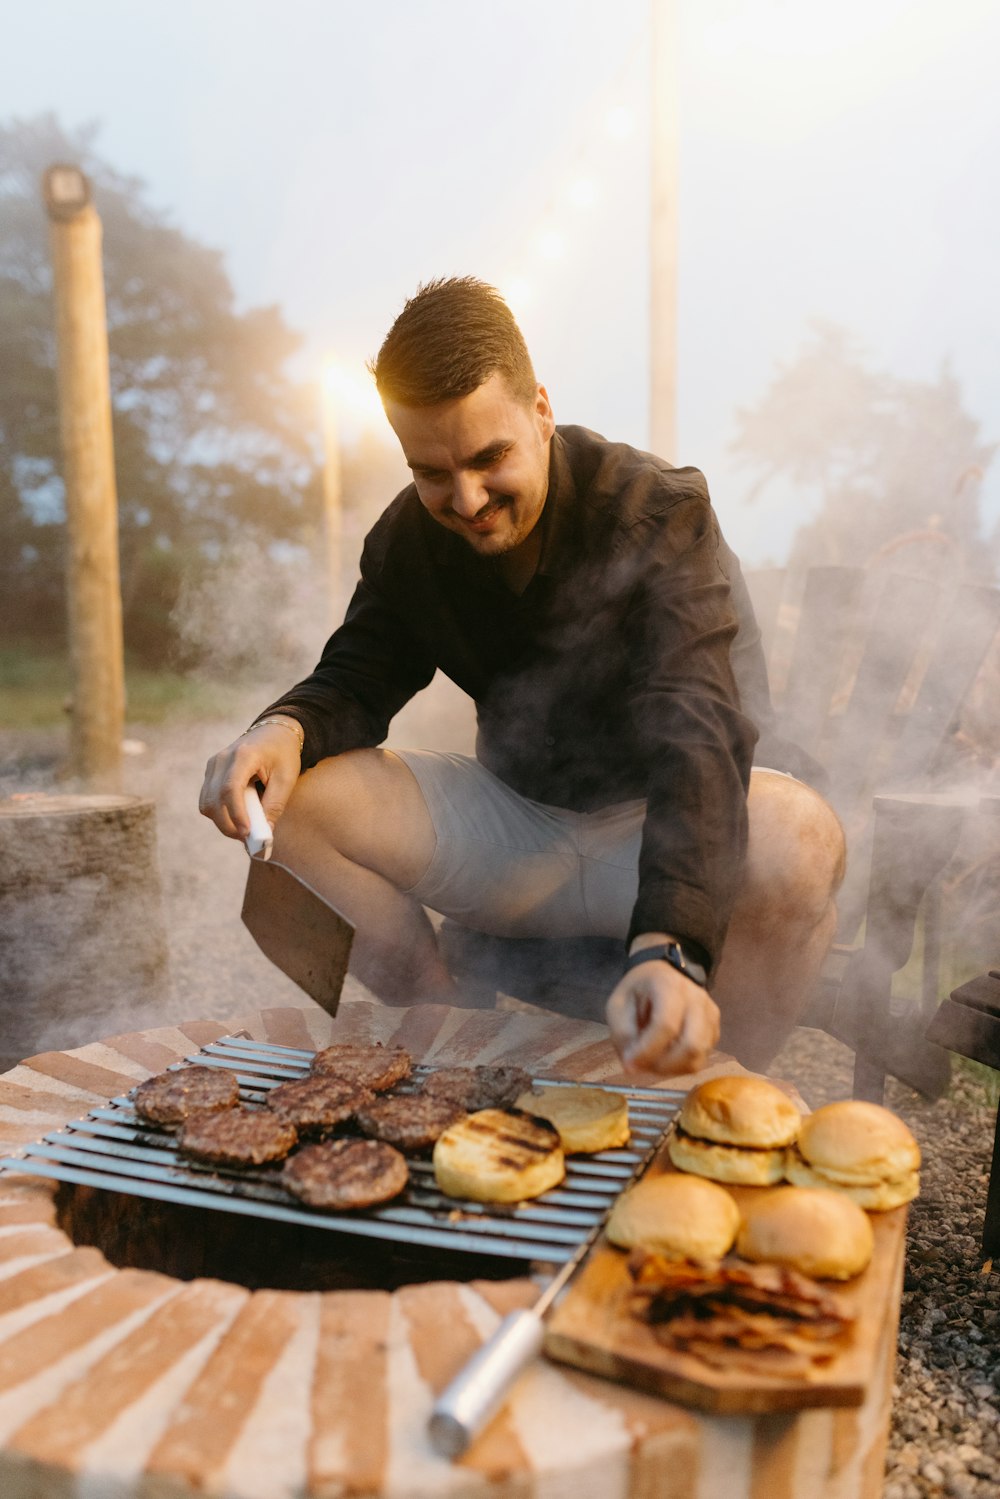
[264,426,810,970]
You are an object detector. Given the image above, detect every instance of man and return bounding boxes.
[200,278,844,1076]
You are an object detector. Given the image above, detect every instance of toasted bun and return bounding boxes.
[607,1173,740,1263]
[794,1101,920,1182]
[514,1086,629,1153]
[678,1076,802,1149]
[433,1109,565,1203]
[667,1128,786,1185]
[785,1153,920,1210]
[737,1186,874,1280]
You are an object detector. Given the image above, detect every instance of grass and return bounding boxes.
[0,643,246,728]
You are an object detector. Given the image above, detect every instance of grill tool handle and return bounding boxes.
[428,1309,545,1458]
[243,785,273,861]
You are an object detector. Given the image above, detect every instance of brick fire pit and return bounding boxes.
[0,999,899,1498]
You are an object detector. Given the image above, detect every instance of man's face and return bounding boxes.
[383,373,555,558]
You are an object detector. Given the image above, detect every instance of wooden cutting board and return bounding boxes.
[544,1151,908,1415]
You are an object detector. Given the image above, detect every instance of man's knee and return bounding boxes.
[277,748,435,887]
[742,771,846,930]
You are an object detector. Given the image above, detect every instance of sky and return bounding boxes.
[3,0,998,564]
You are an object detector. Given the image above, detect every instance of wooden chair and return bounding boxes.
[746,564,1000,1101]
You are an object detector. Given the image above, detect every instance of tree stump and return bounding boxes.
[0,793,167,1069]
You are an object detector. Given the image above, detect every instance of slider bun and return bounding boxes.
[737,1186,874,1280]
[679,1076,802,1149]
[784,1155,920,1210]
[607,1172,740,1263]
[433,1109,565,1203]
[514,1085,629,1153]
[795,1101,920,1180]
[668,1129,786,1185]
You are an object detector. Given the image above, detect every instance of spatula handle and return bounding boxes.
[428,1309,545,1458]
[243,785,273,861]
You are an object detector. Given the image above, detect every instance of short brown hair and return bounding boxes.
[369,277,536,407]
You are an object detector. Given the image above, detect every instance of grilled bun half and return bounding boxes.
[433,1109,565,1203]
[514,1086,629,1153]
[738,1186,874,1280]
[667,1076,802,1186]
[607,1172,740,1263]
[784,1100,920,1210]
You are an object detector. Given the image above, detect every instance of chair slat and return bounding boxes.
[780,567,865,756]
[742,567,786,669]
[828,571,933,811]
[886,584,1000,787]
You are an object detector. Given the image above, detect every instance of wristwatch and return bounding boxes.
[623,940,709,988]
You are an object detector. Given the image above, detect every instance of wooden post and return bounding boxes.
[649,0,679,463]
[320,372,343,626]
[44,164,125,790]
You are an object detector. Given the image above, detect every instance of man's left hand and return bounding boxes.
[605,940,720,1076]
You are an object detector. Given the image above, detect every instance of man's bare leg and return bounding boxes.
[711,770,846,1070]
[271,748,457,1004]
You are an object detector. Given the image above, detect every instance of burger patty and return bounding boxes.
[282,1138,409,1210]
[179,1106,298,1166]
[266,1074,373,1133]
[311,1043,412,1092]
[133,1066,240,1126]
[355,1092,466,1151]
[422,1064,532,1111]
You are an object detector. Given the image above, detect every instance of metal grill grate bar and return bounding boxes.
[0,1035,682,1265]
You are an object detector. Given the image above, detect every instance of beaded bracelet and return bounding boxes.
[242,717,305,753]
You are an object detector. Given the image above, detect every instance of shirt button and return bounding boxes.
[544,735,556,747]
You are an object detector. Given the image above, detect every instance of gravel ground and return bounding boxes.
[1,710,998,1498]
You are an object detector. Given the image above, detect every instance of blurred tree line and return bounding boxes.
[0,114,405,672]
[732,323,997,583]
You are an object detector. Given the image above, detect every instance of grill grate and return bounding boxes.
[0,1035,683,1264]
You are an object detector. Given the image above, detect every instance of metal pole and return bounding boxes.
[649,0,679,462]
[320,375,343,627]
[44,165,124,790]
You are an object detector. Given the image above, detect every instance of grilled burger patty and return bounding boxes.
[355,1092,466,1151]
[266,1074,373,1133]
[282,1138,409,1209]
[179,1106,298,1166]
[311,1043,412,1092]
[422,1064,532,1111]
[133,1066,240,1126]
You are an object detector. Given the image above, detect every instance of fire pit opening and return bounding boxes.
[55,1182,529,1292]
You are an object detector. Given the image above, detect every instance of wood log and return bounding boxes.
[0,794,167,1069]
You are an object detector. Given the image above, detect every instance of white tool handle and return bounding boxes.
[243,785,273,861]
[428,1309,545,1459]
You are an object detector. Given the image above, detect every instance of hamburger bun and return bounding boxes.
[667,1075,801,1185]
[433,1108,565,1203]
[784,1100,920,1210]
[514,1085,629,1153]
[667,1130,787,1186]
[737,1186,874,1280]
[607,1172,740,1263]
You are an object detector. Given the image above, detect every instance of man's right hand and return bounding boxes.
[199,718,303,842]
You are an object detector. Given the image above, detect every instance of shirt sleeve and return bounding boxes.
[259,555,437,771]
[622,480,758,971]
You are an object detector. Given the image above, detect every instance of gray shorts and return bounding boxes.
[393,750,642,940]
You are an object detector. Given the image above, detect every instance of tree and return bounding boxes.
[731,323,997,581]
[0,113,321,662]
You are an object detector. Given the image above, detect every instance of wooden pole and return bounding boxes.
[649,0,679,463]
[320,372,343,626]
[44,165,125,790]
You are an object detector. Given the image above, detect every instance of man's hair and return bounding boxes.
[369,277,537,407]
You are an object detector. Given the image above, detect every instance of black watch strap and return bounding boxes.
[623,940,709,988]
